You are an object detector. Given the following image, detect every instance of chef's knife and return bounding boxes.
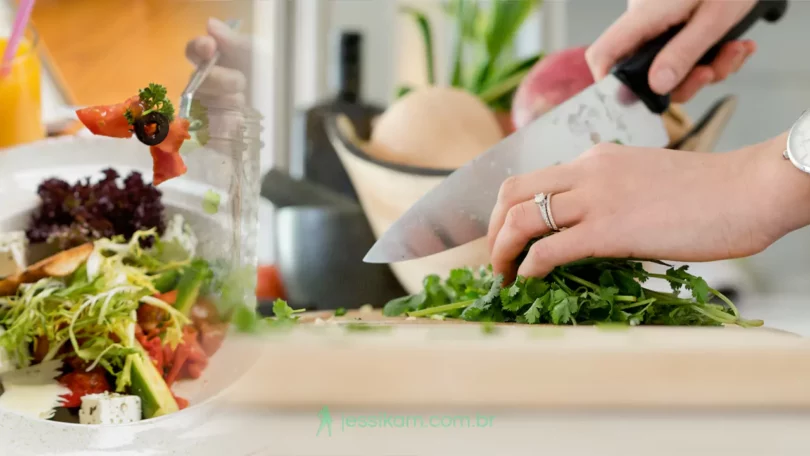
[364,0,787,264]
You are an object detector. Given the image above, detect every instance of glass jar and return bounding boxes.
[179,100,263,313]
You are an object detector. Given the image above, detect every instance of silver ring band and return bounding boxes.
[534,192,560,233]
[534,193,554,232]
[546,193,559,232]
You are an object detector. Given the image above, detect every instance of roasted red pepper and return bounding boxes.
[58,368,111,408]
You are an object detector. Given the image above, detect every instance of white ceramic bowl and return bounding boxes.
[0,136,272,455]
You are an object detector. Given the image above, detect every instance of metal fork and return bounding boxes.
[181,18,242,131]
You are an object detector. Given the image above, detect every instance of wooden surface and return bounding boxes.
[27,0,252,106]
[221,312,810,410]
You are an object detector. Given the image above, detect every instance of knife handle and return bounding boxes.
[612,0,788,114]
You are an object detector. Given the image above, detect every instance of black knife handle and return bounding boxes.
[612,0,787,114]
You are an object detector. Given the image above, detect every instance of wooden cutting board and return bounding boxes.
[220,310,810,410]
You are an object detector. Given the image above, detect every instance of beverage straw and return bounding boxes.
[0,0,36,79]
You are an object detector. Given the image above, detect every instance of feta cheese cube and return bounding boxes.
[160,214,198,261]
[79,392,142,425]
[0,231,27,278]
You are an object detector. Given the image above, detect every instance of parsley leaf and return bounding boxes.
[125,83,175,125]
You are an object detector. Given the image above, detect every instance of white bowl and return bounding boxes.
[0,136,271,455]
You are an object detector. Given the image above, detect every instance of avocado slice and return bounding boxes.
[129,343,179,418]
[174,260,209,316]
[152,269,180,293]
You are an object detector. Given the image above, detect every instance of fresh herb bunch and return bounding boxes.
[398,0,542,111]
[383,256,762,327]
[124,83,175,125]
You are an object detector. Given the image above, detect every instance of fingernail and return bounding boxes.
[651,67,677,93]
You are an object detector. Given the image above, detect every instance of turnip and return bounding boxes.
[370,86,502,169]
[511,46,594,130]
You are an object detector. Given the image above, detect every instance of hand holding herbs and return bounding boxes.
[487,139,800,280]
[384,258,761,327]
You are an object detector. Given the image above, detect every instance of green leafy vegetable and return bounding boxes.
[397,0,543,111]
[401,7,435,85]
[480,321,499,335]
[334,307,348,317]
[189,99,210,146]
[232,299,304,333]
[383,248,762,327]
[202,189,221,214]
[344,322,392,333]
[125,83,175,125]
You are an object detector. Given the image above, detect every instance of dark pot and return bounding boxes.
[274,205,406,310]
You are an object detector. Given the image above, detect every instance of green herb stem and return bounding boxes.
[557,271,599,292]
[408,300,474,317]
[617,298,656,310]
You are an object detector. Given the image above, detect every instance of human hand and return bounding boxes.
[586,0,758,103]
[487,134,810,282]
[185,18,252,108]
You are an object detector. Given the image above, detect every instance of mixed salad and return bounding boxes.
[0,216,230,424]
[0,168,263,425]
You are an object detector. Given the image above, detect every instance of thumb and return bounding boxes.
[648,1,754,94]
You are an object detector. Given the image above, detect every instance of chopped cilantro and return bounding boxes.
[344,322,392,333]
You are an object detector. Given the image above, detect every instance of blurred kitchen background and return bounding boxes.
[2,0,809,331]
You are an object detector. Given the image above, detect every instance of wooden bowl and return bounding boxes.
[326,99,737,296]
[327,114,489,295]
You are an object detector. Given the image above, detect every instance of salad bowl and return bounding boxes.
[0,135,273,455]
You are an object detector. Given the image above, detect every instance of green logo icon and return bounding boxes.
[316,405,332,437]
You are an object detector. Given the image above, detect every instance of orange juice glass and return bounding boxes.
[0,26,44,149]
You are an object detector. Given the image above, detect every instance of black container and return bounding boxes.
[289,30,385,201]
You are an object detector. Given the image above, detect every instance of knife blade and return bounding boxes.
[364,0,787,264]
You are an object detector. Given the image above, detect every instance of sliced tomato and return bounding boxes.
[197,321,227,357]
[58,368,111,408]
[174,394,189,410]
[154,117,191,155]
[155,289,178,305]
[149,118,190,185]
[135,325,165,372]
[164,325,209,386]
[165,342,188,387]
[256,264,285,300]
[75,96,139,138]
[150,145,188,186]
[137,303,168,334]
